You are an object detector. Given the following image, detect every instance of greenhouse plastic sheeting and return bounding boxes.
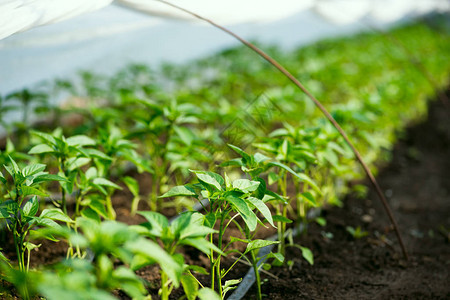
[0,0,448,95]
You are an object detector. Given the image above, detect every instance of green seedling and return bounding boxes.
[28,130,98,214]
[123,176,141,216]
[132,211,221,300]
[346,226,369,239]
[94,123,151,177]
[2,217,182,300]
[223,143,319,258]
[71,217,182,299]
[161,169,275,298]
[5,89,49,146]
[28,129,121,219]
[0,157,70,274]
[74,166,122,221]
[0,95,19,134]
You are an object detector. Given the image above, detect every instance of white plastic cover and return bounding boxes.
[118,0,314,24]
[314,0,371,24]
[0,0,113,40]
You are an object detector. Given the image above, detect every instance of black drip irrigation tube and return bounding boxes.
[228,208,322,300]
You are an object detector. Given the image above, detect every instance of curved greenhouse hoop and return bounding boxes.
[154,0,409,260]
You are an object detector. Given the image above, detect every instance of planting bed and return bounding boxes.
[245,93,450,299]
[5,90,447,300]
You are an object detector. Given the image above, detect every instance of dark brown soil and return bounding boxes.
[243,94,450,299]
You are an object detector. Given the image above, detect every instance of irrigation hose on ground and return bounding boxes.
[228,208,322,300]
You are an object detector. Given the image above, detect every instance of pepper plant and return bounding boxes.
[28,129,121,219]
[222,144,320,258]
[132,211,222,300]
[161,168,275,298]
[0,157,71,273]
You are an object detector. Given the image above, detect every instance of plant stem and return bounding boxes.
[251,250,262,300]
[153,0,408,260]
[160,270,169,300]
[216,212,226,297]
[106,194,116,220]
[210,232,215,292]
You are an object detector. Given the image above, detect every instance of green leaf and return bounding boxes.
[187,265,209,275]
[219,158,243,168]
[34,217,62,230]
[224,172,232,189]
[264,190,288,204]
[113,266,147,298]
[228,144,252,164]
[204,212,216,228]
[280,139,291,159]
[254,177,266,199]
[24,241,41,252]
[179,223,216,241]
[92,178,122,190]
[137,211,168,237]
[83,148,112,161]
[315,217,326,226]
[9,156,20,173]
[28,144,54,154]
[226,195,257,231]
[254,152,270,164]
[66,135,96,147]
[0,171,6,184]
[32,173,67,184]
[21,186,48,197]
[81,207,101,223]
[22,196,39,217]
[190,170,223,191]
[126,238,182,287]
[268,161,321,194]
[66,157,91,171]
[181,274,198,300]
[0,207,10,219]
[272,215,293,223]
[85,199,108,219]
[40,208,74,223]
[267,252,284,264]
[31,130,56,145]
[0,250,10,264]
[300,246,314,265]
[300,191,317,207]
[222,279,242,299]
[159,185,196,198]
[123,176,139,197]
[198,288,221,300]
[232,179,260,193]
[246,197,275,228]
[245,239,279,254]
[174,125,195,146]
[22,164,46,177]
[228,144,252,165]
[182,237,224,256]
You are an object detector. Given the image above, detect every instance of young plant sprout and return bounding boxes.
[0,157,70,273]
[160,168,276,298]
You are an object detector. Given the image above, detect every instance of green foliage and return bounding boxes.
[0,20,449,299]
[346,226,369,239]
[0,157,68,272]
[134,211,221,300]
[162,168,276,298]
